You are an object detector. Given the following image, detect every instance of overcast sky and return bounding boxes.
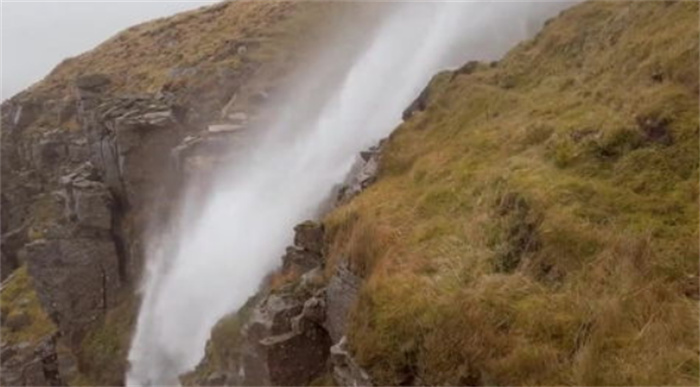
[1,1,219,101]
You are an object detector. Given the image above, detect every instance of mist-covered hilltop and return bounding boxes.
[1,1,698,386]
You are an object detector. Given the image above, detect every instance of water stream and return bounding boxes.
[126,3,572,385]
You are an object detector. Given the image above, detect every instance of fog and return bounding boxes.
[1,1,216,101]
[125,2,573,385]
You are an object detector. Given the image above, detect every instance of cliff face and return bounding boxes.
[0,2,367,385]
[1,1,698,387]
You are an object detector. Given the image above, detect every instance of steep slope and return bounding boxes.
[0,2,372,385]
[323,1,699,385]
[183,1,699,386]
[2,1,698,386]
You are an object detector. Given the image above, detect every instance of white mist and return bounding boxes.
[126,2,572,385]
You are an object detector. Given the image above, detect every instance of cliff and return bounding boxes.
[1,1,698,386]
[0,2,366,384]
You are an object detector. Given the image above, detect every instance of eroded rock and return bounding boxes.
[22,238,121,341]
[325,261,362,343]
[330,336,373,387]
[0,333,76,387]
[336,142,383,205]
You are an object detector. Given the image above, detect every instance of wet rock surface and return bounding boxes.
[186,220,373,386]
[185,141,389,386]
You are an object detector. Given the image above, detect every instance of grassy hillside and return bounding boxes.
[325,1,699,385]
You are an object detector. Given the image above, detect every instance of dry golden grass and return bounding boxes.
[324,1,699,385]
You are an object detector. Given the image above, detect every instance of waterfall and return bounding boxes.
[126,2,572,385]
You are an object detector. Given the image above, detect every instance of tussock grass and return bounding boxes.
[325,1,699,385]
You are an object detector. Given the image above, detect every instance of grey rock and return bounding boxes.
[11,100,43,131]
[61,163,113,231]
[325,261,362,343]
[22,359,47,386]
[260,325,331,386]
[299,267,324,293]
[402,82,431,121]
[1,225,28,281]
[281,246,321,274]
[32,138,68,170]
[302,297,326,325]
[23,238,121,340]
[336,142,383,205]
[293,221,324,255]
[330,336,372,387]
[1,344,18,364]
[0,333,70,387]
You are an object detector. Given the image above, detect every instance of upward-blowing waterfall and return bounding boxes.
[126,2,571,385]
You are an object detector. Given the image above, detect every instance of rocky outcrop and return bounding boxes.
[1,3,366,386]
[20,163,122,344]
[401,70,452,121]
[330,337,372,387]
[77,89,185,210]
[186,220,372,386]
[335,141,384,205]
[324,262,362,344]
[0,333,77,387]
[281,221,325,273]
[186,140,389,386]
